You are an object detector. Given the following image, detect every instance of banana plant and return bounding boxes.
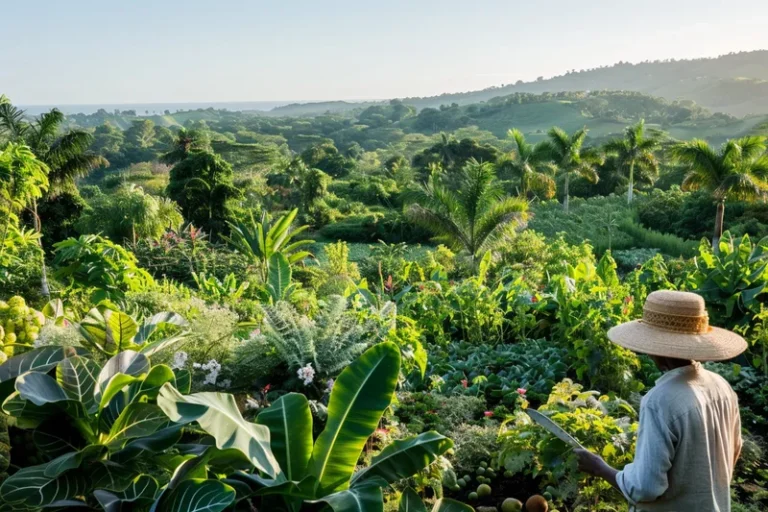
[78,305,190,357]
[156,342,454,511]
[398,487,474,512]
[0,347,192,510]
[192,271,250,301]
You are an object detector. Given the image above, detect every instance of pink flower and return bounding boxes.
[251,328,261,337]
[516,388,527,395]
[484,411,494,418]
[461,379,468,388]
[263,384,271,393]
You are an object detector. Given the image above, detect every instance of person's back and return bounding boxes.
[617,363,742,511]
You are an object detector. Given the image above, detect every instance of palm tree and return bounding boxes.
[542,127,600,212]
[497,129,556,198]
[405,159,528,264]
[160,128,210,165]
[603,120,661,203]
[223,208,314,282]
[672,136,768,248]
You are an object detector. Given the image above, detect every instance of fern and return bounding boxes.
[239,295,391,381]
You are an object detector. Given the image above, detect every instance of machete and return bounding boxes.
[526,409,585,450]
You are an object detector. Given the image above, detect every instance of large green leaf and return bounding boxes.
[0,463,88,508]
[44,445,108,478]
[56,356,100,413]
[139,332,190,357]
[86,460,142,493]
[15,371,68,406]
[351,431,453,486]
[432,499,475,512]
[157,383,280,478]
[154,479,235,512]
[314,478,385,512]
[268,252,292,300]
[310,342,401,494]
[79,308,139,355]
[110,425,184,463]
[0,346,86,383]
[94,474,159,512]
[398,487,427,512]
[95,350,150,405]
[2,391,57,427]
[256,393,312,481]
[131,364,176,402]
[104,403,169,448]
[99,373,142,410]
[135,311,189,343]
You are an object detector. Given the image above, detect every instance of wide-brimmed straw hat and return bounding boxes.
[607,290,747,361]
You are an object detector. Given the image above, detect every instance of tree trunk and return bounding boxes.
[713,200,725,252]
[627,160,635,204]
[563,173,570,212]
[33,199,50,300]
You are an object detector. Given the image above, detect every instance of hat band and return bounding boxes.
[642,309,710,334]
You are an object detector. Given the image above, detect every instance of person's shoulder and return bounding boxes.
[699,367,739,398]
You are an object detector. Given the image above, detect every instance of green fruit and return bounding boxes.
[464,475,472,482]
[5,332,16,344]
[501,498,523,512]
[452,485,461,491]
[504,470,514,478]
[480,461,488,468]
[477,476,485,484]
[7,296,25,309]
[457,478,466,488]
[4,320,14,333]
[543,492,552,501]
[477,484,492,498]
[476,467,486,475]
[486,469,496,478]
[468,492,478,501]
[0,352,6,364]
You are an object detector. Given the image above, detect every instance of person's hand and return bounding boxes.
[574,448,607,476]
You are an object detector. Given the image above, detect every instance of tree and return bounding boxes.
[542,127,600,212]
[166,151,240,237]
[498,128,556,198]
[603,120,661,203]
[672,136,768,248]
[125,119,156,149]
[405,159,528,263]
[160,128,210,165]
[223,208,313,282]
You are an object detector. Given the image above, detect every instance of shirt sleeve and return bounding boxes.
[733,398,742,467]
[616,404,676,505]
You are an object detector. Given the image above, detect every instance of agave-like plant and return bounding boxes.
[155,341,454,511]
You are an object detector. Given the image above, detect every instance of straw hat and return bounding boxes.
[607,290,747,361]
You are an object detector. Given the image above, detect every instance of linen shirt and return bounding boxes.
[616,362,742,512]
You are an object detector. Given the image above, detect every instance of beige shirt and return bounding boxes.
[616,362,742,512]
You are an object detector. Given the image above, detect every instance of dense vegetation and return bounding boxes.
[2,81,768,512]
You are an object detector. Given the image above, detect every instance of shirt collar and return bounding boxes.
[655,361,701,386]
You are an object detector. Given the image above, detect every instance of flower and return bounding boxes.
[461,378,469,388]
[484,411,494,418]
[297,363,315,386]
[197,359,222,386]
[171,351,188,370]
[516,388,527,395]
[531,295,539,303]
[245,397,260,411]
[263,383,272,393]
[192,362,202,369]
[250,328,261,338]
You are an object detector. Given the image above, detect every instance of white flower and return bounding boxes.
[245,397,260,410]
[198,359,221,386]
[171,351,188,370]
[192,362,202,369]
[219,379,231,388]
[297,363,315,386]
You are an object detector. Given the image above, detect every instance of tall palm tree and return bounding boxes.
[160,128,210,165]
[672,136,768,248]
[405,159,528,264]
[0,102,106,297]
[603,120,661,203]
[542,127,600,212]
[497,128,556,198]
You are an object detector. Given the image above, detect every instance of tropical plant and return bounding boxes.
[53,234,154,303]
[603,120,661,203]
[0,345,192,510]
[405,159,528,263]
[223,208,314,282]
[192,271,250,302]
[157,341,454,511]
[542,127,600,212]
[498,129,556,198]
[672,136,768,248]
[160,128,211,165]
[398,487,474,512]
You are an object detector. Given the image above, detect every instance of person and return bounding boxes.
[574,290,746,512]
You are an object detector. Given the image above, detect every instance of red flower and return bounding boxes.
[624,296,632,304]
[461,379,468,388]
[516,388,527,395]
[263,384,271,393]
[484,411,494,418]
[531,296,539,303]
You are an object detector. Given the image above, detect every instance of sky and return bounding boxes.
[3,0,768,106]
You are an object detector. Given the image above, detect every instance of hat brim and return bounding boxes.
[607,320,747,361]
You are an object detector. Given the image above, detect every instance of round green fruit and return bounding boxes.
[543,491,553,500]
[476,467,486,475]
[503,470,514,478]
[464,474,472,482]
[501,498,523,512]
[457,478,466,488]
[480,461,488,468]
[468,492,478,501]
[477,484,492,498]
[486,469,496,478]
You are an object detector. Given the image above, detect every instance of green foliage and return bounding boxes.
[500,379,637,510]
[192,271,249,302]
[0,346,189,510]
[53,234,154,303]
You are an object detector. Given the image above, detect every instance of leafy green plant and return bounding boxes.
[157,341,455,511]
[0,346,192,509]
[53,234,154,303]
[192,271,249,302]
[397,487,474,512]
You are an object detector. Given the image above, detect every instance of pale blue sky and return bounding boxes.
[3,0,768,105]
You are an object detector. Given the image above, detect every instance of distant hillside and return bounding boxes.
[400,51,768,117]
